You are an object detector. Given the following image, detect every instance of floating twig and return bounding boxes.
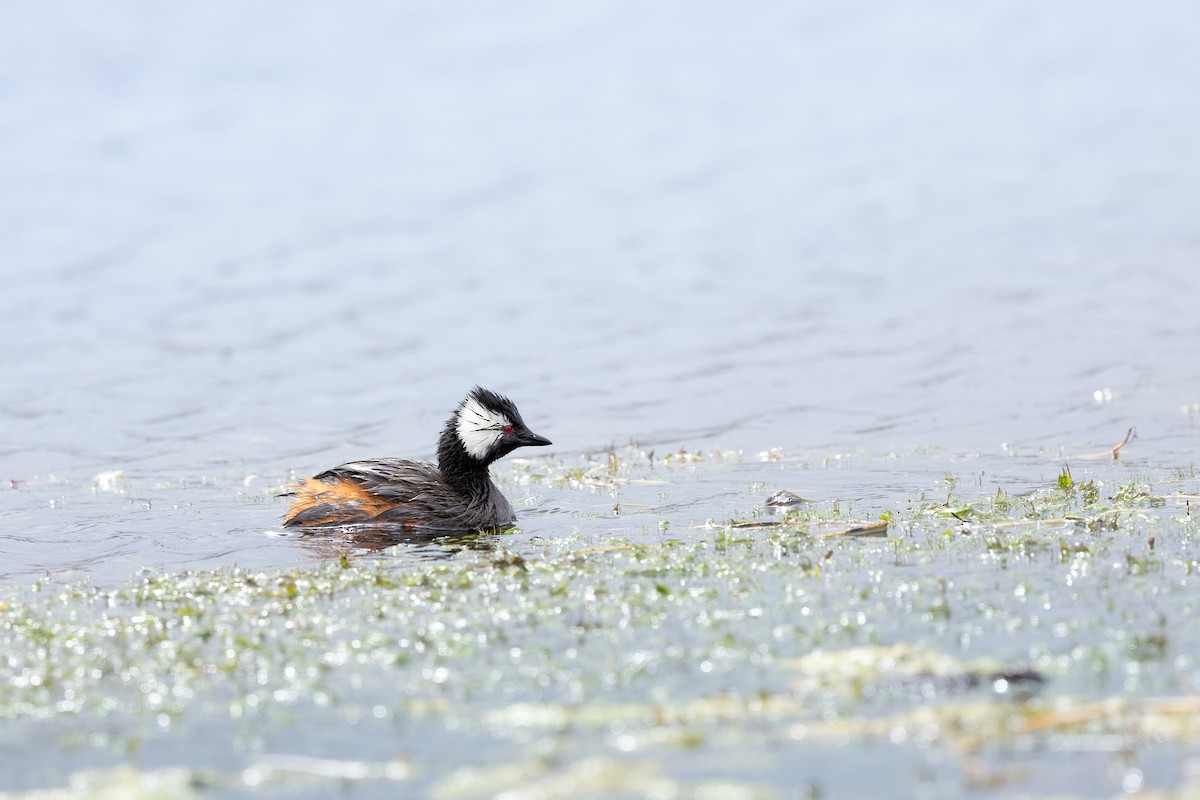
[730,519,888,538]
[1072,426,1137,461]
[578,544,660,554]
[812,521,889,539]
[1112,426,1135,458]
[985,508,1126,529]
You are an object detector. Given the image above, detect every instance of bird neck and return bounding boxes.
[437,423,493,497]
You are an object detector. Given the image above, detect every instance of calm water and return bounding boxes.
[2,4,1198,579]
[4,0,1200,585]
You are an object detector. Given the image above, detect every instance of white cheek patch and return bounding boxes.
[456,396,510,459]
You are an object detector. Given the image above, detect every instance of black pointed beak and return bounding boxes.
[517,429,552,447]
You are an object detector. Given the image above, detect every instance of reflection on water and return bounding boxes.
[270,525,502,561]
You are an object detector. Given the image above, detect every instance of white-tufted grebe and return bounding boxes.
[282,387,551,532]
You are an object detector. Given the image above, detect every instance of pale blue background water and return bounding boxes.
[2,0,1199,582]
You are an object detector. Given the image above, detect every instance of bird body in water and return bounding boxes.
[282,388,551,533]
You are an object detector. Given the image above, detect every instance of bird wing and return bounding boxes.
[282,458,507,532]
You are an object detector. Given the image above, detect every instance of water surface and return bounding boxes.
[1,1,1199,796]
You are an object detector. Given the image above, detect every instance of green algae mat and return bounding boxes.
[2,448,1199,799]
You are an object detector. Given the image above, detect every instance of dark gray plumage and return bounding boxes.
[282,387,551,533]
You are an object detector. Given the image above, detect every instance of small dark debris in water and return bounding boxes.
[985,668,1046,692]
[490,553,528,572]
[765,490,810,507]
[887,667,1046,698]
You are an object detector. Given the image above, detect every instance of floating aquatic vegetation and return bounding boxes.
[2,448,1199,796]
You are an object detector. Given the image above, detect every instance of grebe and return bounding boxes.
[282,387,551,532]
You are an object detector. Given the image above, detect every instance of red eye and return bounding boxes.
[503,424,513,434]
